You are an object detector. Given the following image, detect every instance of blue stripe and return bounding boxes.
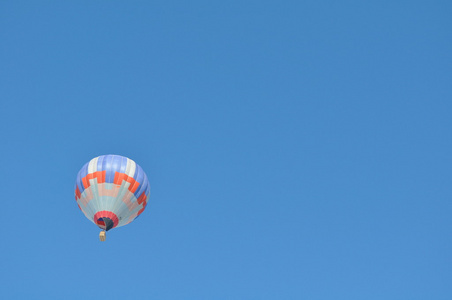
[111,155,122,176]
[138,172,150,199]
[75,162,89,194]
[119,156,127,174]
[133,162,140,180]
[80,162,88,179]
[133,165,145,198]
[76,170,82,193]
[145,182,150,197]
[105,155,115,183]
[97,155,105,173]
[101,155,109,173]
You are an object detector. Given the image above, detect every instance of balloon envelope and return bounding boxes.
[75,155,150,231]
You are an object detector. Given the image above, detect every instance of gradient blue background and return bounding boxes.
[0,1,450,299]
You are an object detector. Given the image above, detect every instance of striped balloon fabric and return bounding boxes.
[75,155,150,232]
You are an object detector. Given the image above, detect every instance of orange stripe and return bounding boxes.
[81,171,106,189]
[75,186,81,199]
[127,176,139,193]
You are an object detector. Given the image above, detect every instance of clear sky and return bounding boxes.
[0,1,450,299]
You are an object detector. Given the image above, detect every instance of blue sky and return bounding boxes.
[0,1,450,299]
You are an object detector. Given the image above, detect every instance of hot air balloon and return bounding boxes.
[75,155,150,241]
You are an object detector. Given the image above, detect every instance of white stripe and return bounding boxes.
[88,157,99,173]
[125,158,136,177]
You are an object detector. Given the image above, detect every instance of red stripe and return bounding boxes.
[137,192,147,205]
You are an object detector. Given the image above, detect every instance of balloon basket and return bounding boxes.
[99,231,106,242]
